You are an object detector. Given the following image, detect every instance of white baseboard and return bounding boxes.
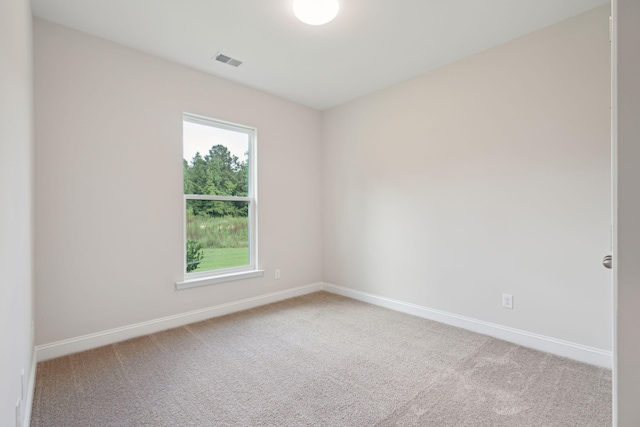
[23,353,37,427]
[35,282,323,361]
[34,281,612,368]
[321,283,613,369]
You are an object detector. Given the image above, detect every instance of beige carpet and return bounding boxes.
[31,292,611,426]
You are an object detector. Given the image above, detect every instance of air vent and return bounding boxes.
[214,53,243,68]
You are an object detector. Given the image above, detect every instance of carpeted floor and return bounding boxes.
[31,292,611,426]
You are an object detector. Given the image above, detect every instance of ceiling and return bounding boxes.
[30,0,609,110]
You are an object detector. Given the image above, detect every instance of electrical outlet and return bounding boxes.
[502,294,513,309]
[275,269,281,279]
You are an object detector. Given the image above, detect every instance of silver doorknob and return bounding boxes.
[603,255,612,269]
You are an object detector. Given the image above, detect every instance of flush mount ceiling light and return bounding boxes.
[293,0,339,26]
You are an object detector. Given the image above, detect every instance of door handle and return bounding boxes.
[603,255,612,269]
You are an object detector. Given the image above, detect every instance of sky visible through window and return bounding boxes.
[183,120,249,166]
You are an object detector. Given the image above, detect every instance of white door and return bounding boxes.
[612,0,640,425]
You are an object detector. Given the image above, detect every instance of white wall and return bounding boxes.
[322,6,612,350]
[34,6,613,360]
[34,19,323,345]
[614,0,640,423]
[0,0,34,425]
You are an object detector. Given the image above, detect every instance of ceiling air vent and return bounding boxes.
[214,53,243,68]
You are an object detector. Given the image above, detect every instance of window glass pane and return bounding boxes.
[183,120,249,197]
[186,199,250,273]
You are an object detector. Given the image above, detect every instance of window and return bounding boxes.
[177,114,262,289]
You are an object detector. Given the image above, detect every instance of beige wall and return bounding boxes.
[33,6,613,359]
[0,0,34,425]
[34,19,323,344]
[322,6,611,350]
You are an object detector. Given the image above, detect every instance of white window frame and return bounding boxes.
[176,113,262,290]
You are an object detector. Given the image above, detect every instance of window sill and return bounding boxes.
[176,269,264,290]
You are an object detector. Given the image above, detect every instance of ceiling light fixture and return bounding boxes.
[293,0,339,26]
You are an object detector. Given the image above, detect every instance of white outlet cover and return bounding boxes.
[502,294,514,309]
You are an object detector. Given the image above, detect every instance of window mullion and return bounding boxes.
[184,194,252,202]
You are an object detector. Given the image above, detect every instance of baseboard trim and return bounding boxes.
[34,281,612,368]
[35,282,323,361]
[23,353,37,427]
[321,283,613,369]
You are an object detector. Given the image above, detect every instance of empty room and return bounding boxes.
[3,0,640,425]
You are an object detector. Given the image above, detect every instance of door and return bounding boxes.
[612,0,640,424]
